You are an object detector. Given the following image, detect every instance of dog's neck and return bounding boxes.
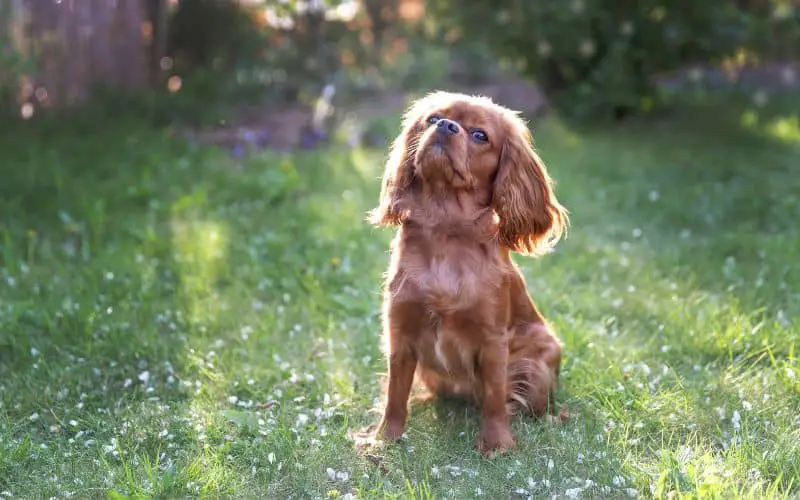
[403,185,498,239]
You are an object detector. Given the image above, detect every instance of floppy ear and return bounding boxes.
[367,100,428,226]
[367,130,415,226]
[492,121,569,256]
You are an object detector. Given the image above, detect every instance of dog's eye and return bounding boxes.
[471,129,489,143]
[427,114,442,125]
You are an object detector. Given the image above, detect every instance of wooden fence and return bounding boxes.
[2,0,167,111]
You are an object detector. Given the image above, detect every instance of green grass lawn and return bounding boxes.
[1,94,799,499]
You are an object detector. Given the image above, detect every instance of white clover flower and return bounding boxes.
[731,410,741,431]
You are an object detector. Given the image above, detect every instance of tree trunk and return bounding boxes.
[112,0,146,89]
[89,0,114,90]
[147,0,169,86]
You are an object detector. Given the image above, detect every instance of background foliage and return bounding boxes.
[2,0,797,123]
[427,0,800,119]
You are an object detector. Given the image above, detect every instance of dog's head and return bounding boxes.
[369,91,569,256]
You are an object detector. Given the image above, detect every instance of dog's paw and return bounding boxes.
[477,425,515,457]
[379,419,406,442]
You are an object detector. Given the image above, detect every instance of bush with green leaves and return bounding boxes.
[426,0,791,119]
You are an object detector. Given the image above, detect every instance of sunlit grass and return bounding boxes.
[765,116,800,144]
[0,95,799,498]
[741,110,800,145]
[170,215,229,323]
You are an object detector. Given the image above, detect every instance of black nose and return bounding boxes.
[436,118,460,136]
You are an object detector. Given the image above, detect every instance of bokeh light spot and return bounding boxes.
[168,76,182,93]
[20,103,34,120]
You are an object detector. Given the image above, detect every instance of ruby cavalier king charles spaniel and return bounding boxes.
[367,91,570,456]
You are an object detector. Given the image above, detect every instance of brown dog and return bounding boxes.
[368,91,569,455]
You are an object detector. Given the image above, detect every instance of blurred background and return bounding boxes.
[1,0,798,148]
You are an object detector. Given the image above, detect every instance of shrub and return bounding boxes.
[426,0,786,120]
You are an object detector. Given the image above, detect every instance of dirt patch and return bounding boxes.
[181,60,798,155]
[179,104,317,154]
[181,78,549,155]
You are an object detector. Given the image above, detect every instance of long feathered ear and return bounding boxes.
[492,119,569,256]
[367,129,416,226]
[367,97,431,226]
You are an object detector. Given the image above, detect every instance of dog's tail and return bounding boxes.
[506,322,562,416]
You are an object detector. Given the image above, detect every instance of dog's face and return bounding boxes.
[370,91,569,256]
[411,95,511,191]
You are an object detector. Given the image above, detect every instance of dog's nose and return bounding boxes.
[435,118,460,136]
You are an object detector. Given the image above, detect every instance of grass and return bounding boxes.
[0,93,799,499]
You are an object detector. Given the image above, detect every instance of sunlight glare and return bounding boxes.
[765,116,800,144]
[171,216,229,323]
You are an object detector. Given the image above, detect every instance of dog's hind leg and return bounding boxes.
[506,322,561,417]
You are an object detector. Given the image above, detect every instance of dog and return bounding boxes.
[367,91,569,455]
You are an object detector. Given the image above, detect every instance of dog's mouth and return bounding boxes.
[416,134,471,185]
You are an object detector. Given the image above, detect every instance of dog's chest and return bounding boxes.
[427,253,466,292]
[390,227,502,313]
[410,250,483,314]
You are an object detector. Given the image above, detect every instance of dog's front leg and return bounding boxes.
[377,301,421,441]
[477,337,515,456]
